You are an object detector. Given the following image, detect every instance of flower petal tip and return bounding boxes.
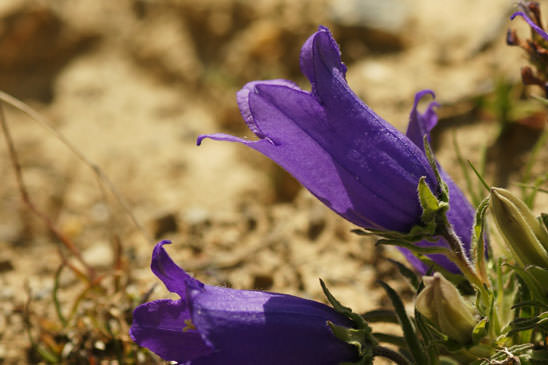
[414,89,436,102]
[151,240,204,296]
[196,135,206,146]
[300,25,346,91]
[509,11,548,40]
[510,11,524,21]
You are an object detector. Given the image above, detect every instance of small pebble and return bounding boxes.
[184,207,210,226]
[82,243,114,268]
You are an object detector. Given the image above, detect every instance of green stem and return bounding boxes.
[438,220,490,302]
[373,346,412,365]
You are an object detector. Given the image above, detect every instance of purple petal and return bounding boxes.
[405,89,439,149]
[237,79,301,139]
[300,25,347,94]
[190,286,358,364]
[511,11,548,40]
[298,27,435,192]
[403,91,475,273]
[130,299,213,363]
[151,240,203,298]
[131,241,212,362]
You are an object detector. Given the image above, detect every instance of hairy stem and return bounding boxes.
[438,219,491,306]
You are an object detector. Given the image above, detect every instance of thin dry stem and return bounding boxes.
[0,90,150,243]
[0,101,96,278]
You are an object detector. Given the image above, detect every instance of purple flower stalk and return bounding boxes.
[511,11,548,40]
[197,26,474,273]
[508,4,548,97]
[130,240,358,364]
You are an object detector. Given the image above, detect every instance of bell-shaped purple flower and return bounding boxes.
[130,240,358,364]
[197,26,475,273]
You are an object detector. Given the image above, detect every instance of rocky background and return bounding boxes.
[0,0,546,363]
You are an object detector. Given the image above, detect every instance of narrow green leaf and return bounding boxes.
[471,197,490,282]
[530,348,548,362]
[361,309,399,324]
[327,321,373,359]
[452,132,480,206]
[511,265,548,305]
[522,172,548,208]
[36,345,60,364]
[531,94,548,105]
[322,280,376,365]
[542,213,548,231]
[467,160,490,193]
[387,259,420,290]
[471,317,488,343]
[478,144,488,202]
[438,357,460,365]
[376,239,451,256]
[372,333,407,348]
[512,301,548,310]
[414,310,441,363]
[379,281,429,365]
[320,279,369,330]
[53,264,68,327]
[525,265,548,298]
[350,228,368,236]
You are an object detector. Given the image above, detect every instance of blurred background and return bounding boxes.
[0,0,546,363]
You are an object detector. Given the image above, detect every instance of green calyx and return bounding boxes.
[320,279,376,365]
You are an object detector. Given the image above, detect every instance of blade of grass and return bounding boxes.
[467,160,490,192]
[362,309,399,324]
[387,258,420,290]
[379,281,429,365]
[452,132,480,206]
[53,264,68,327]
[472,197,490,284]
[0,91,150,243]
[0,101,95,278]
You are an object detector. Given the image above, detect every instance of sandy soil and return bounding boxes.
[0,0,546,363]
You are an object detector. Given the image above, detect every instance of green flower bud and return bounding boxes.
[489,187,548,267]
[415,273,477,344]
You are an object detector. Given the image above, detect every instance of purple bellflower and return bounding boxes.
[130,240,359,364]
[197,26,475,274]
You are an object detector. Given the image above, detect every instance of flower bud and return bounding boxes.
[416,273,477,344]
[489,187,548,267]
